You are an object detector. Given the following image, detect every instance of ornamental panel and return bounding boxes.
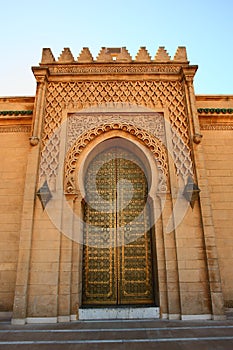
[64,121,169,193]
[40,80,193,188]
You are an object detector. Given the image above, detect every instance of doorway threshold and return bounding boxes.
[79,307,159,320]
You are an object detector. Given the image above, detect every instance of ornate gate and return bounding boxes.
[82,146,155,306]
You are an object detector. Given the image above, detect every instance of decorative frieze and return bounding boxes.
[50,64,181,75]
[201,124,233,130]
[199,109,233,130]
[0,125,31,133]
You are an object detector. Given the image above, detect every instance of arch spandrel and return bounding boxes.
[64,123,169,195]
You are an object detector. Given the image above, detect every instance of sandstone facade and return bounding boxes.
[0,47,232,324]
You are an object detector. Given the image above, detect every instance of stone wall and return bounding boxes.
[0,59,232,321]
[0,97,33,311]
[197,96,233,307]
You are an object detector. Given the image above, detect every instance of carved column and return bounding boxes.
[151,194,168,318]
[12,69,48,324]
[58,194,76,322]
[157,193,181,319]
[71,192,84,319]
[182,67,202,144]
[30,68,49,145]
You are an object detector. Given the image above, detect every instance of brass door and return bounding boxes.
[82,147,155,306]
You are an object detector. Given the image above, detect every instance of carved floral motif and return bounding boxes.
[64,121,168,193]
[67,112,166,150]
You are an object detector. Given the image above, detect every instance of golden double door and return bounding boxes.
[82,147,155,306]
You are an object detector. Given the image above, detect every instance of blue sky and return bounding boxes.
[0,0,232,96]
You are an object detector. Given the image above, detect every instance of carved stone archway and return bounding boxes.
[63,128,165,319]
[64,122,169,195]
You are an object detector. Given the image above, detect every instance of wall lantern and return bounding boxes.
[36,180,52,210]
[183,176,200,209]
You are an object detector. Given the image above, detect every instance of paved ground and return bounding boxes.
[1,318,233,349]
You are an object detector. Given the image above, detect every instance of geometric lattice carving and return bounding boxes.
[135,47,151,62]
[154,47,171,62]
[41,80,193,188]
[64,122,169,194]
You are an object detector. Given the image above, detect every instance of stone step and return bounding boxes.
[226,308,233,319]
[1,319,233,349]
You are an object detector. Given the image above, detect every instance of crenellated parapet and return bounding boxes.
[36,46,193,78]
[40,46,189,65]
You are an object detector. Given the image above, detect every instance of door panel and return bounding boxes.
[82,147,155,306]
[82,151,117,304]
